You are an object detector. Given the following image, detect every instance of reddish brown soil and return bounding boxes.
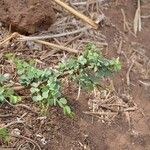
[0,0,56,34]
[0,0,150,150]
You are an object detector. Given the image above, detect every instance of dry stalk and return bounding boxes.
[117,39,123,54]
[0,32,79,54]
[19,27,89,41]
[53,0,98,29]
[0,32,19,46]
[3,120,24,128]
[126,61,135,86]
[83,111,117,116]
[133,0,141,34]
[121,9,136,37]
[35,39,78,53]
[11,134,41,150]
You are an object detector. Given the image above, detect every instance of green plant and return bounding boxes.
[5,43,121,116]
[0,74,21,104]
[9,57,73,116]
[59,43,121,90]
[0,128,9,143]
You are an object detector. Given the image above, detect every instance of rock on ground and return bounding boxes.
[0,0,56,34]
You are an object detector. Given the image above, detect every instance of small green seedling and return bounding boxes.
[0,74,21,104]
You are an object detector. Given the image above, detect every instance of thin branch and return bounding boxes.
[10,134,42,150]
[35,39,78,53]
[126,61,135,86]
[3,120,24,128]
[0,32,79,54]
[19,27,89,41]
[83,111,117,116]
[0,32,19,46]
[53,0,98,29]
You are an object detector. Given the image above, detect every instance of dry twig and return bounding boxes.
[11,134,41,150]
[3,120,24,128]
[35,39,78,53]
[133,0,141,34]
[19,27,89,41]
[0,33,79,54]
[126,61,135,86]
[0,32,19,46]
[53,0,98,29]
[83,111,117,116]
[121,9,136,37]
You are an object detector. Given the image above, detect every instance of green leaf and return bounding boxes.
[0,74,8,83]
[42,90,49,99]
[0,95,5,102]
[32,95,43,102]
[57,101,63,108]
[112,57,121,71]
[78,55,87,65]
[4,53,14,60]
[6,88,14,96]
[48,98,54,105]
[30,87,40,94]
[0,87,4,95]
[63,106,71,115]
[0,128,9,143]
[66,58,77,69]
[31,82,40,88]
[59,98,67,105]
[41,69,52,78]
[17,69,25,75]
[9,95,21,104]
[94,66,98,72]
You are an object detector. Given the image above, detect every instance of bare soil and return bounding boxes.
[0,0,150,150]
[0,0,56,34]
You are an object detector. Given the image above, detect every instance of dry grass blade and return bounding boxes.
[121,9,136,37]
[141,15,150,19]
[138,0,142,32]
[83,111,117,116]
[134,0,141,34]
[126,61,135,86]
[53,0,98,29]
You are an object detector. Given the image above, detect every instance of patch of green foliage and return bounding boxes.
[59,43,121,90]
[5,43,121,116]
[0,74,21,104]
[8,57,73,116]
[0,128,9,143]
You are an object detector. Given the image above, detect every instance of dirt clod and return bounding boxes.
[0,0,56,34]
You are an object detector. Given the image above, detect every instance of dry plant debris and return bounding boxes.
[133,0,142,34]
[86,89,137,121]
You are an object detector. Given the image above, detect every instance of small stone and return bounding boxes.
[11,128,21,136]
[26,41,42,50]
[41,137,47,145]
[100,90,107,99]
